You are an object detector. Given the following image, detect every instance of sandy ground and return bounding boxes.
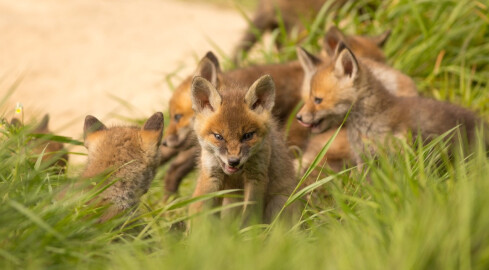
[0,0,247,164]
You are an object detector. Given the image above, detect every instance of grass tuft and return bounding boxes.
[1,0,489,268]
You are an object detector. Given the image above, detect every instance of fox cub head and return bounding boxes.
[163,52,221,148]
[191,75,275,175]
[322,26,390,63]
[10,114,68,169]
[83,112,164,179]
[296,42,361,133]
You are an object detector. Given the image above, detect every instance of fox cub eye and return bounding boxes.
[174,114,183,122]
[242,132,255,141]
[213,133,224,141]
[314,97,323,104]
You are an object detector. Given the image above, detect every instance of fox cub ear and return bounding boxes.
[141,112,164,147]
[191,76,222,114]
[34,114,50,133]
[10,117,22,128]
[83,115,107,148]
[195,51,221,87]
[297,47,322,77]
[333,42,359,80]
[323,25,346,57]
[372,29,391,48]
[245,75,275,113]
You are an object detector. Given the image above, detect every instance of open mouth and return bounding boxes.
[298,118,324,130]
[223,163,242,175]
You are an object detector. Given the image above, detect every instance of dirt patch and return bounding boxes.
[0,0,247,164]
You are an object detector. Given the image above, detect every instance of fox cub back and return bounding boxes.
[233,0,347,61]
[81,112,164,222]
[190,75,298,224]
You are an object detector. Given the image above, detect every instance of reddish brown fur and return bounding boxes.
[162,30,392,196]
[79,113,164,222]
[296,46,418,134]
[305,43,485,164]
[11,115,68,171]
[322,26,390,63]
[233,0,347,61]
[190,75,298,224]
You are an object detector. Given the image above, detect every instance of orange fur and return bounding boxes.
[78,112,164,222]
[161,28,394,195]
[189,75,299,224]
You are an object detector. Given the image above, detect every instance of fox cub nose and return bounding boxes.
[161,139,168,147]
[296,114,303,121]
[228,157,240,167]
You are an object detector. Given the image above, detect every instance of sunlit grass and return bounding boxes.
[1,0,489,269]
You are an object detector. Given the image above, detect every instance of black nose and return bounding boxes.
[296,114,302,121]
[162,139,168,147]
[228,157,240,167]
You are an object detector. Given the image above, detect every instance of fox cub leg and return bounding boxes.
[163,146,198,200]
[189,174,222,216]
[242,177,268,224]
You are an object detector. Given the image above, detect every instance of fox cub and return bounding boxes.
[296,45,418,134]
[233,0,347,61]
[302,42,485,164]
[189,75,298,223]
[81,112,164,222]
[10,114,68,170]
[162,27,392,196]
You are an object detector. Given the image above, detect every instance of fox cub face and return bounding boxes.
[296,44,359,133]
[163,78,194,148]
[163,52,221,149]
[191,75,275,175]
[83,112,164,179]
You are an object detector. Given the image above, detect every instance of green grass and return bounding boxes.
[2,0,489,269]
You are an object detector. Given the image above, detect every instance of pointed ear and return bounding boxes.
[245,75,275,113]
[34,114,50,132]
[334,42,359,79]
[10,117,22,128]
[83,115,106,148]
[204,51,221,72]
[297,47,322,76]
[324,26,346,57]
[84,115,106,139]
[191,76,222,114]
[141,112,164,147]
[372,29,391,48]
[194,52,221,86]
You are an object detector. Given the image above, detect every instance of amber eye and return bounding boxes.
[314,97,323,104]
[213,133,224,141]
[174,114,183,122]
[242,132,255,141]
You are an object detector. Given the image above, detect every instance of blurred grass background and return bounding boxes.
[1,0,489,269]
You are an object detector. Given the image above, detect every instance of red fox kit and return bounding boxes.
[295,32,418,173]
[81,112,164,222]
[189,75,298,223]
[296,45,418,134]
[10,114,68,170]
[162,28,393,196]
[160,76,200,199]
[233,0,347,61]
[299,42,485,164]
